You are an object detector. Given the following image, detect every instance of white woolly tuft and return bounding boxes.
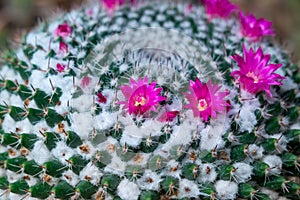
[25,175,39,187]
[162,121,195,152]
[117,179,141,200]
[0,66,23,83]
[0,168,5,177]
[127,153,151,167]
[6,193,22,200]
[198,163,217,183]
[2,115,17,133]
[121,119,162,147]
[31,51,50,71]
[232,162,253,183]
[6,170,23,183]
[76,142,96,160]
[200,117,227,151]
[120,126,143,147]
[165,160,181,179]
[51,141,75,165]
[0,90,10,104]
[8,94,23,107]
[62,170,80,187]
[55,92,72,115]
[236,91,260,132]
[30,74,52,94]
[95,111,116,130]
[247,144,264,159]
[104,154,126,176]
[15,119,32,133]
[268,134,287,153]
[137,170,162,191]
[236,103,257,132]
[7,148,21,158]
[263,155,282,175]
[71,112,93,140]
[178,179,201,198]
[30,141,51,165]
[0,145,7,154]
[215,180,238,200]
[31,120,52,135]
[121,117,163,135]
[80,162,103,185]
[72,94,93,113]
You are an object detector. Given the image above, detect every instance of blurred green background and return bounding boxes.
[0,0,300,62]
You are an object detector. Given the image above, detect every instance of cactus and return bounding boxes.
[0,0,299,199]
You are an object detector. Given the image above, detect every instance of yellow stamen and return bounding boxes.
[246,72,259,83]
[197,99,208,111]
[134,96,147,107]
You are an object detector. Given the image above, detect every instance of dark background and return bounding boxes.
[0,0,300,62]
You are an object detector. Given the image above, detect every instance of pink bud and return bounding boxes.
[55,23,72,38]
[81,76,92,88]
[56,63,66,73]
[97,92,107,104]
[159,110,179,122]
[59,41,68,55]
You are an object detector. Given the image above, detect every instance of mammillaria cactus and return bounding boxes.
[0,0,299,199]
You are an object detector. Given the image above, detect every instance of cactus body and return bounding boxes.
[0,1,299,199]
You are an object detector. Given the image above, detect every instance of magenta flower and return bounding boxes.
[58,41,68,54]
[101,0,124,14]
[185,4,193,15]
[231,45,285,97]
[130,0,137,6]
[203,0,237,19]
[158,110,179,122]
[56,63,66,73]
[118,76,166,115]
[81,76,92,88]
[87,8,93,16]
[184,78,229,121]
[54,23,72,38]
[239,12,275,41]
[97,92,107,104]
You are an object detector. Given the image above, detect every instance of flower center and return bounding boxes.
[246,72,259,83]
[134,96,147,107]
[197,99,208,111]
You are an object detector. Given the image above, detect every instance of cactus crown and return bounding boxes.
[0,0,299,200]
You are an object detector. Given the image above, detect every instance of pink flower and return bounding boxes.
[56,63,66,73]
[81,76,92,88]
[118,76,166,115]
[185,4,193,15]
[231,44,285,97]
[130,0,137,6]
[158,110,179,122]
[203,0,237,19]
[97,92,107,104]
[184,78,229,121]
[239,12,275,41]
[87,8,93,16]
[54,23,72,38]
[59,41,68,54]
[101,0,124,14]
